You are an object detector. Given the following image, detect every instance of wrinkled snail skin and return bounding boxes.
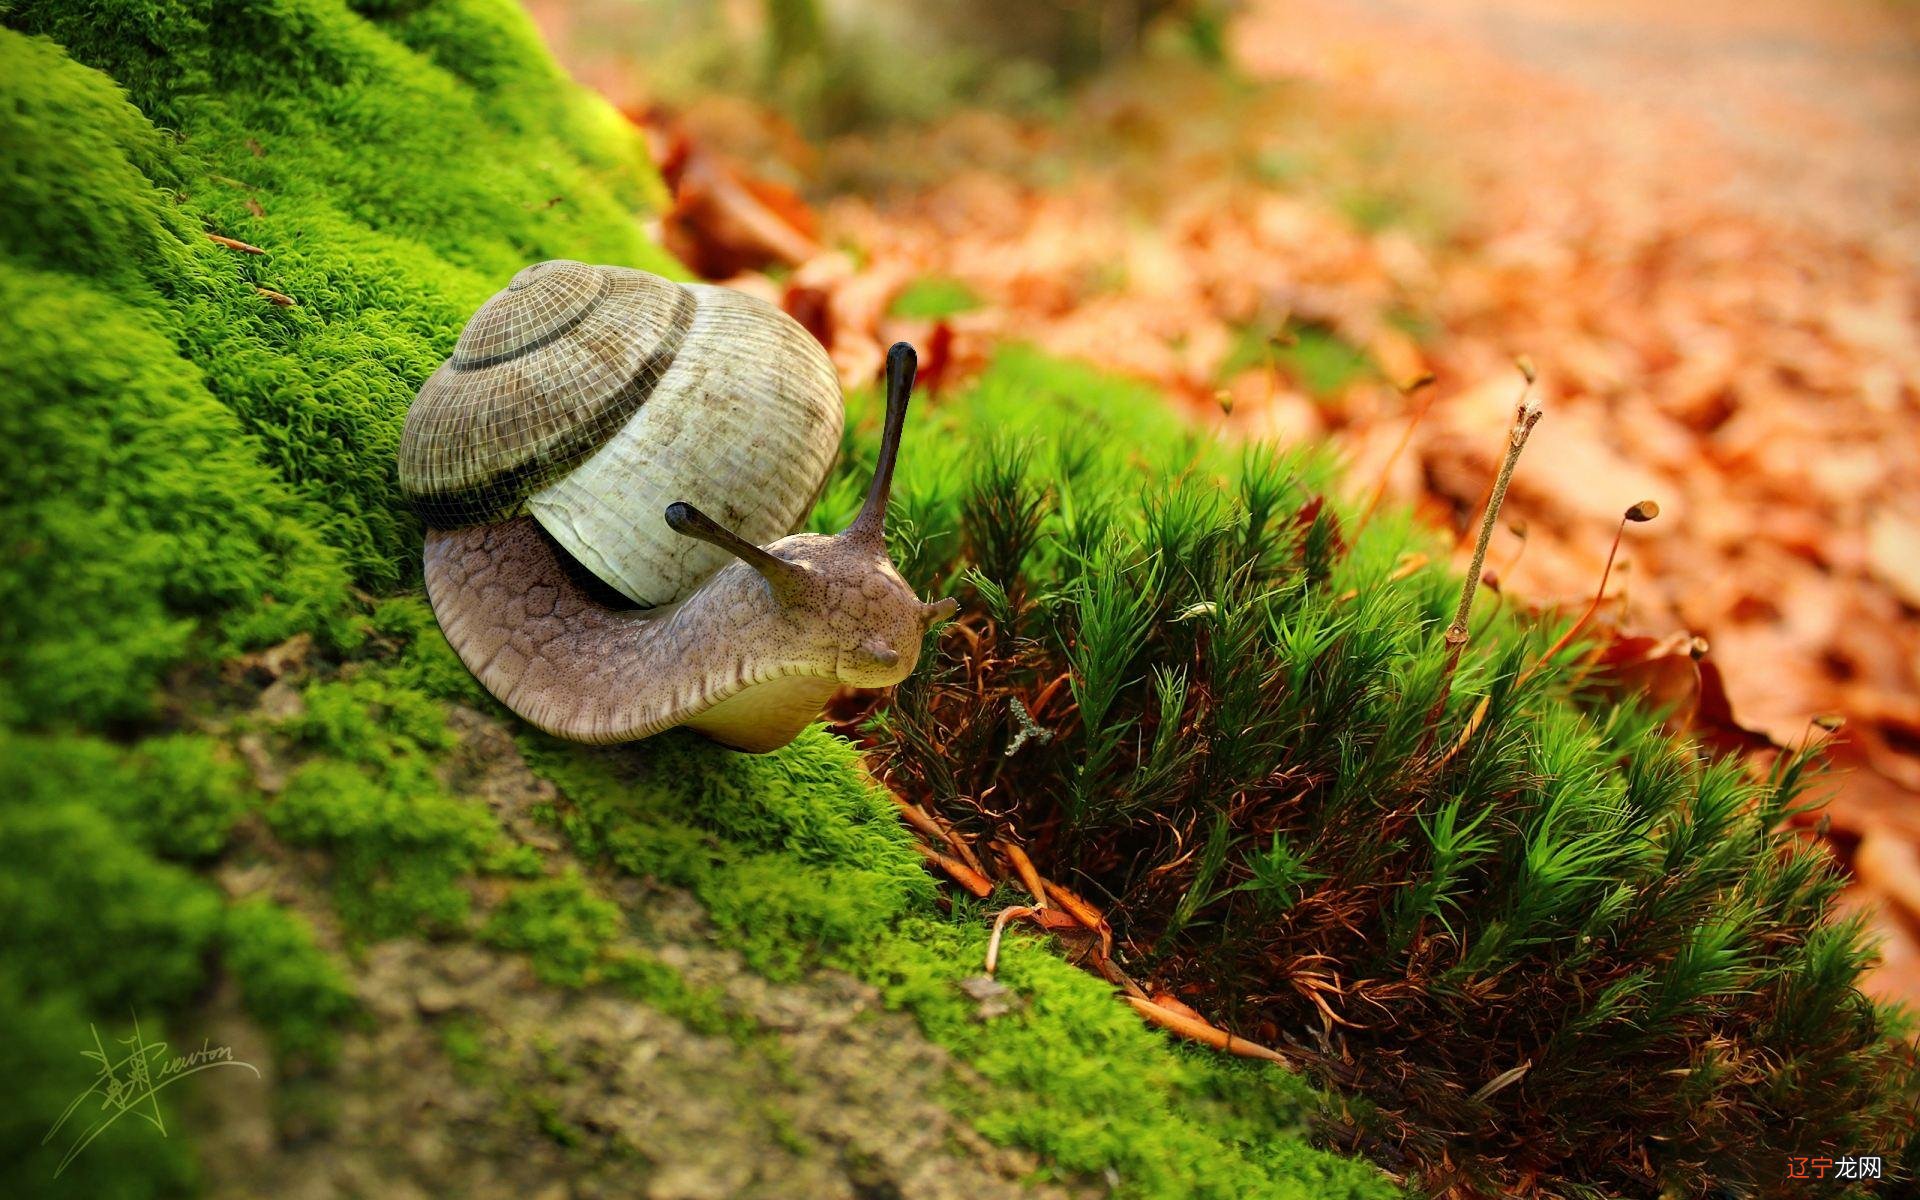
[422,516,951,752]
[402,259,953,753]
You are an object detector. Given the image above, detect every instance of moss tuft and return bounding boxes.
[367,595,491,704]
[868,918,1393,1200]
[888,276,984,320]
[0,977,201,1199]
[268,754,495,940]
[524,726,933,979]
[483,871,625,990]
[222,897,359,1063]
[0,745,226,1014]
[1218,320,1376,397]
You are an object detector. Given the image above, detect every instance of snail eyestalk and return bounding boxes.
[848,342,917,547]
[664,502,809,598]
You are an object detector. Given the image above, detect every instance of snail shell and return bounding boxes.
[398,259,841,607]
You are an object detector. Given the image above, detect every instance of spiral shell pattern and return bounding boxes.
[399,261,842,607]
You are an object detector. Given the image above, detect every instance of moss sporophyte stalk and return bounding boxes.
[2,1,1913,1197]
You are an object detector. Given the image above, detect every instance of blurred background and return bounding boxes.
[522,0,1920,1005]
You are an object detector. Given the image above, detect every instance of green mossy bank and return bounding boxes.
[0,4,1391,1198]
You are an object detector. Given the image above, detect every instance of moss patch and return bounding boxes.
[0,1,678,728]
[0,1,674,1190]
[525,727,937,980]
[221,897,359,1062]
[889,275,985,320]
[1219,320,1376,398]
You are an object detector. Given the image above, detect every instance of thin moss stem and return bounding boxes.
[1519,500,1658,687]
[1423,374,1542,751]
[1355,372,1437,536]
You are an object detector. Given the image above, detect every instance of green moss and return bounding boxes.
[527,1090,587,1149]
[119,735,255,860]
[524,726,934,979]
[438,1013,491,1082]
[368,595,490,705]
[0,733,226,1013]
[291,675,457,762]
[846,348,1919,1193]
[888,276,983,320]
[0,261,354,728]
[222,897,359,1062]
[480,868,749,1037]
[0,7,1401,1192]
[0,731,249,865]
[268,757,492,939]
[870,920,1390,1200]
[1,0,679,731]
[483,871,624,989]
[1219,321,1375,397]
[0,977,201,1199]
[256,666,562,936]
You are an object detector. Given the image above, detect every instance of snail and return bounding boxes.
[398,260,956,752]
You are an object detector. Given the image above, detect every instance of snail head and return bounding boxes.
[663,342,958,689]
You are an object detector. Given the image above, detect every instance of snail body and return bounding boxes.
[401,261,953,752]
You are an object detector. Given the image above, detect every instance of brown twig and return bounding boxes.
[1026,671,1073,721]
[890,792,990,877]
[884,783,1274,1065]
[995,840,1049,907]
[985,905,1038,973]
[1093,953,1151,1000]
[1042,879,1115,962]
[983,905,1085,973]
[254,286,296,307]
[940,814,992,879]
[891,794,949,844]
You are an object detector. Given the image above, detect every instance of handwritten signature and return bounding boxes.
[42,1013,259,1177]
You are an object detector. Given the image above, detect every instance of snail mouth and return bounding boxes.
[832,644,915,689]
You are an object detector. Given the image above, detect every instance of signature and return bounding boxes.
[42,1012,259,1177]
